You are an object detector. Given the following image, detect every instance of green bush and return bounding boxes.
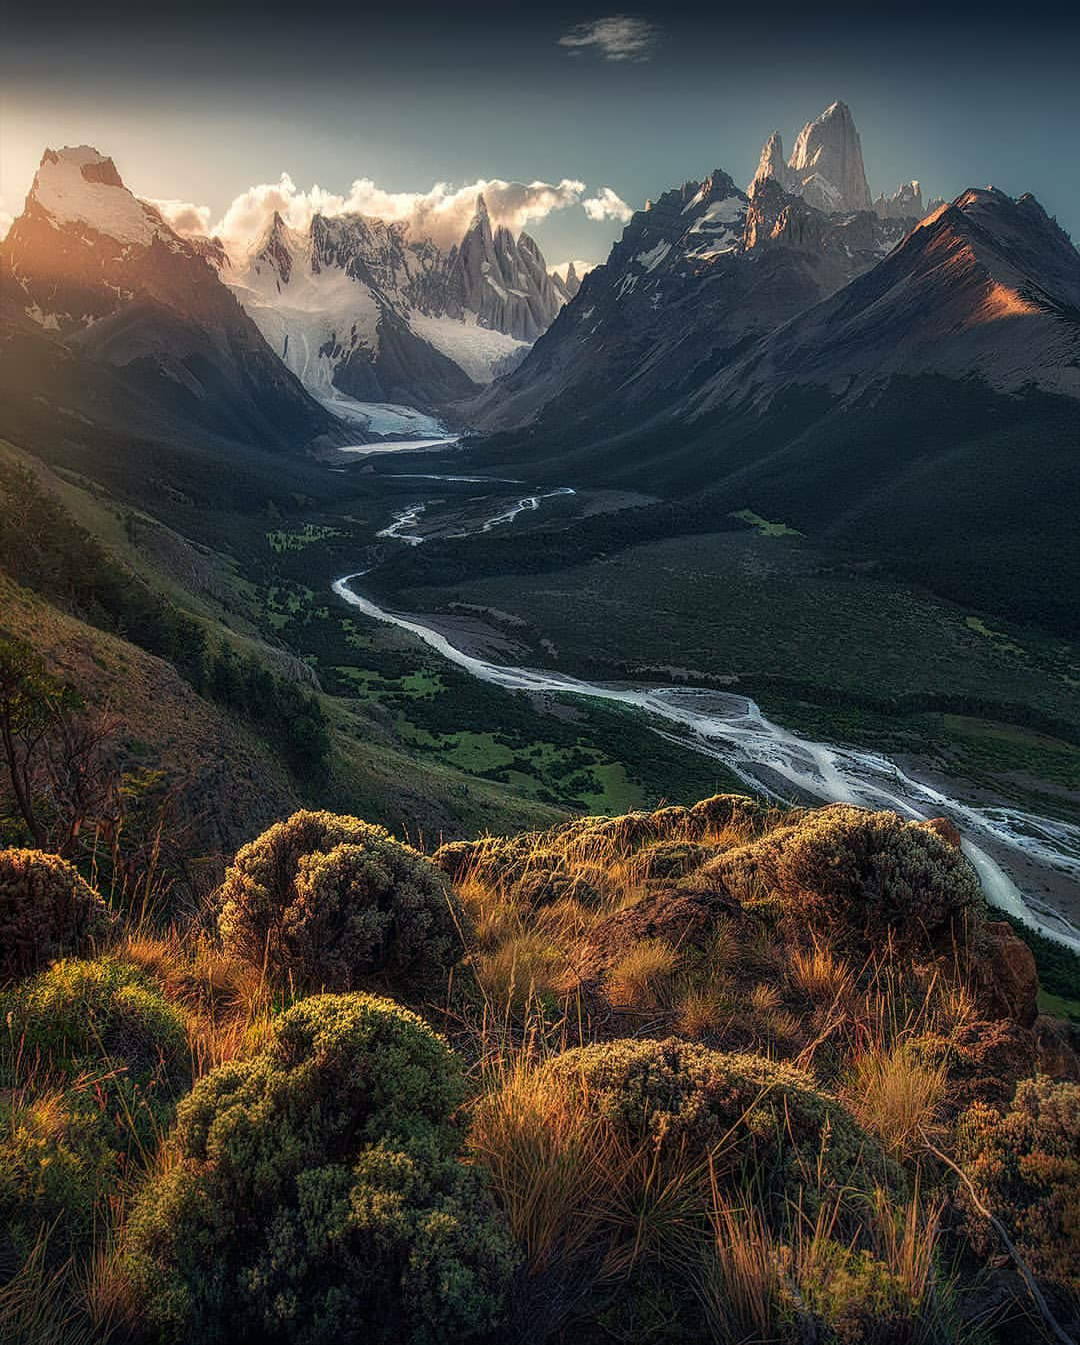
[956,1078,1080,1298]
[2,957,191,1149]
[127,993,517,1345]
[548,1038,896,1216]
[0,1088,115,1270]
[799,1240,928,1344]
[708,806,983,948]
[218,810,463,994]
[0,848,114,984]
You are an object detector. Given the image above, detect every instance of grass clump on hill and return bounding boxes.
[217,809,463,996]
[126,993,518,1345]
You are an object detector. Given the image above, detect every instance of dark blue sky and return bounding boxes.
[4,3,1078,267]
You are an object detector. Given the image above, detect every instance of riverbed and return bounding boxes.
[332,566,1080,953]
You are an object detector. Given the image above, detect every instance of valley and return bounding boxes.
[311,454,1080,947]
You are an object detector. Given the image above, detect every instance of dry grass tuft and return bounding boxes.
[789,943,854,1005]
[605,938,678,1009]
[675,981,735,1040]
[474,932,570,1014]
[843,1043,946,1159]
[693,1198,788,1345]
[468,1061,614,1274]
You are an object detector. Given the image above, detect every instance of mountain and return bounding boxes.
[0,147,338,453]
[468,111,915,435]
[751,100,874,213]
[693,187,1080,414]
[224,195,573,419]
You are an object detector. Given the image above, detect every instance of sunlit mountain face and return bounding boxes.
[2,11,1080,1345]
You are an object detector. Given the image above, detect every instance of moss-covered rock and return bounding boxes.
[0,848,114,984]
[127,993,517,1345]
[218,810,463,994]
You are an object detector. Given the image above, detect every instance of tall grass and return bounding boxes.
[843,1044,947,1159]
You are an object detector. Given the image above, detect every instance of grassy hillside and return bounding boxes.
[0,436,749,875]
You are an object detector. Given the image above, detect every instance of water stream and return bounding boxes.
[331,482,1080,951]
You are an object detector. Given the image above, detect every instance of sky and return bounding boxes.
[4,2,1079,268]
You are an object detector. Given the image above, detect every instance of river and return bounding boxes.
[331,485,1080,952]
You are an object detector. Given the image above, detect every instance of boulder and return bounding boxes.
[976,921,1039,1027]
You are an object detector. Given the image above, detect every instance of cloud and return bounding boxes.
[146,198,213,236]
[0,204,13,240]
[557,15,662,62]
[161,173,589,250]
[583,187,634,223]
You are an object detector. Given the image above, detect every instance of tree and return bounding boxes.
[0,638,79,848]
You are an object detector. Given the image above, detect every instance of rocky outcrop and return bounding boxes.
[976,921,1040,1027]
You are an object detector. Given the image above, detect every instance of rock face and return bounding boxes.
[752,101,874,213]
[695,186,1080,413]
[226,192,570,413]
[0,147,337,452]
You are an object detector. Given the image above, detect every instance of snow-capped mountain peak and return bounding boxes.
[27,145,170,248]
[222,192,572,415]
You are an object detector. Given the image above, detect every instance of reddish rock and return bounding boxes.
[924,1019,1039,1113]
[919,816,963,849]
[577,885,739,986]
[976,921,1039,1027]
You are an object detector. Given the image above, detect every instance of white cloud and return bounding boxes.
[583,187,634,223]
[146,198,213,236]
[160,173,589,250]
[557,15,662,62]
[0,209,12,241]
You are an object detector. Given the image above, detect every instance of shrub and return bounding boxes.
[2,957,191,1148]
[126,993,517,1345]
[0,849,114,984]
[956,1077,1080,1297]
[798,1239,929,1344]
[548,1038,896,1217]
[0,1088,115,1270]
[708,806,983,949]
[687,793,772,837]
[217,810,463,994]
[637,840,714,881]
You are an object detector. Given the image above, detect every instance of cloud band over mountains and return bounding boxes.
[151,172,631,250]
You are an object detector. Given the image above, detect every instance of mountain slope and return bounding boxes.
[693,187,1080,414]
[0,147,339,453]
[467,167,911,435]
